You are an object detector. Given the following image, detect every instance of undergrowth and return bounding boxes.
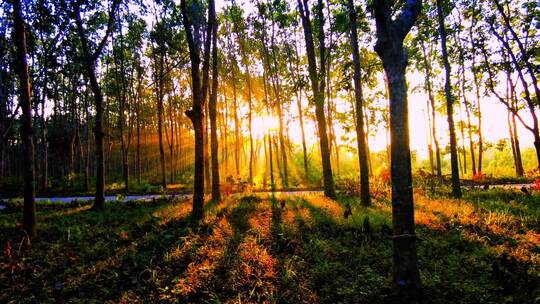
[0,191,539,303]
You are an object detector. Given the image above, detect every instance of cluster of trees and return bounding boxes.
[3,0,538,297]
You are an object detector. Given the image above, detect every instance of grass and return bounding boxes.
[0,189,539,303]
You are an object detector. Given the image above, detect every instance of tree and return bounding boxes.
[484,0,540,169]
[436,0,461,198]
[347,0,370,206]
[11,0,36,236]
[181,0,214,221]
[73,0,121,209]
[372,0,422,297]
[209,4,221,201]
[467,0,484,174]
[297,0,336,199]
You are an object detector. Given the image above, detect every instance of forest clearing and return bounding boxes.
[1,0,540,302]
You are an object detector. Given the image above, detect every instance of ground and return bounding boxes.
[0,188,539,303]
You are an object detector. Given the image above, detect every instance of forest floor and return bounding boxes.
[0,188,539,303]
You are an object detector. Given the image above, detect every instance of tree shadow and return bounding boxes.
[2,193,539,304]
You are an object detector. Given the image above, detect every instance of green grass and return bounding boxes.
[0,191,539,303]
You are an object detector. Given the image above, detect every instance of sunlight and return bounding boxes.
[250,114,280,139]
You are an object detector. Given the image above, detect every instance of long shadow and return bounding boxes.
[268,197,326,303]
[0,197,194,303]
[368,197,540,304]
[181,195,260,302]
[3,194,538,304]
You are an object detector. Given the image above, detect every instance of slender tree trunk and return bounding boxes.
[459,111,467,175]
[168,103,175,184]
[468,1,483,174]
[221,96,228,172]
[242,51,254,187]
[12,0,36,236]
[74,0,119,208]
[473,71,483,174]
[156,52,167,189]
[297,92,308,180]
[509,78,524,177]
[232,73,240,176]
[363,103,373,175]
[424,95,435,175]
[204,103,211,191]
[39,59,48,192]
[209,15,220,201]
[458,48,476,176]
[297,0,335,198]
[84,91,90,192]
[267,133,275,190]
[348,0,370,205]
[420,41,441,176]
[437,0,461,197]
[135,68,141,184]
[262,69,276,190]
[116,19,129,193]
[507,110,519,175]
[290,39,309,181]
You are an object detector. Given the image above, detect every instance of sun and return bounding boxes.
[250,114,280,139]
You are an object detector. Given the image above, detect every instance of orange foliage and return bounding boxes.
[379,169,391,184]
[472,172,486,182]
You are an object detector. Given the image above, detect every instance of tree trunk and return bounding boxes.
[74,0,120,209]
[297,0,335,198]
[508,78,524,176]
[290,39,309,181]
[468,1,483,174]
[373,0,422,297]
[85,53,105,208]
[267,133,275,190]
[180,0,214,221]
[204,103,211,192]
[348,0,370,206]
[458,45,476,176]
[209,14,220,201]
[437,0,461,197]
[115,16,129,193]
[12,0,36,236]
[84,91,90,192]
[232,71,240,176]
[420,41,441,176]
[39,56,48,193]
[156,52,167,189]
[135,67,142,184]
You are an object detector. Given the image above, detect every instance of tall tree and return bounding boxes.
[209,5,220,201]
[74,0,121,209]
[181,0,214,221]
[347,0,370,206]
[436,0,461,198]
[372,0,422,297]
[297,0,336,199]
[149,13,168,190]
[12,0,36,236]
[467,0,484,174]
